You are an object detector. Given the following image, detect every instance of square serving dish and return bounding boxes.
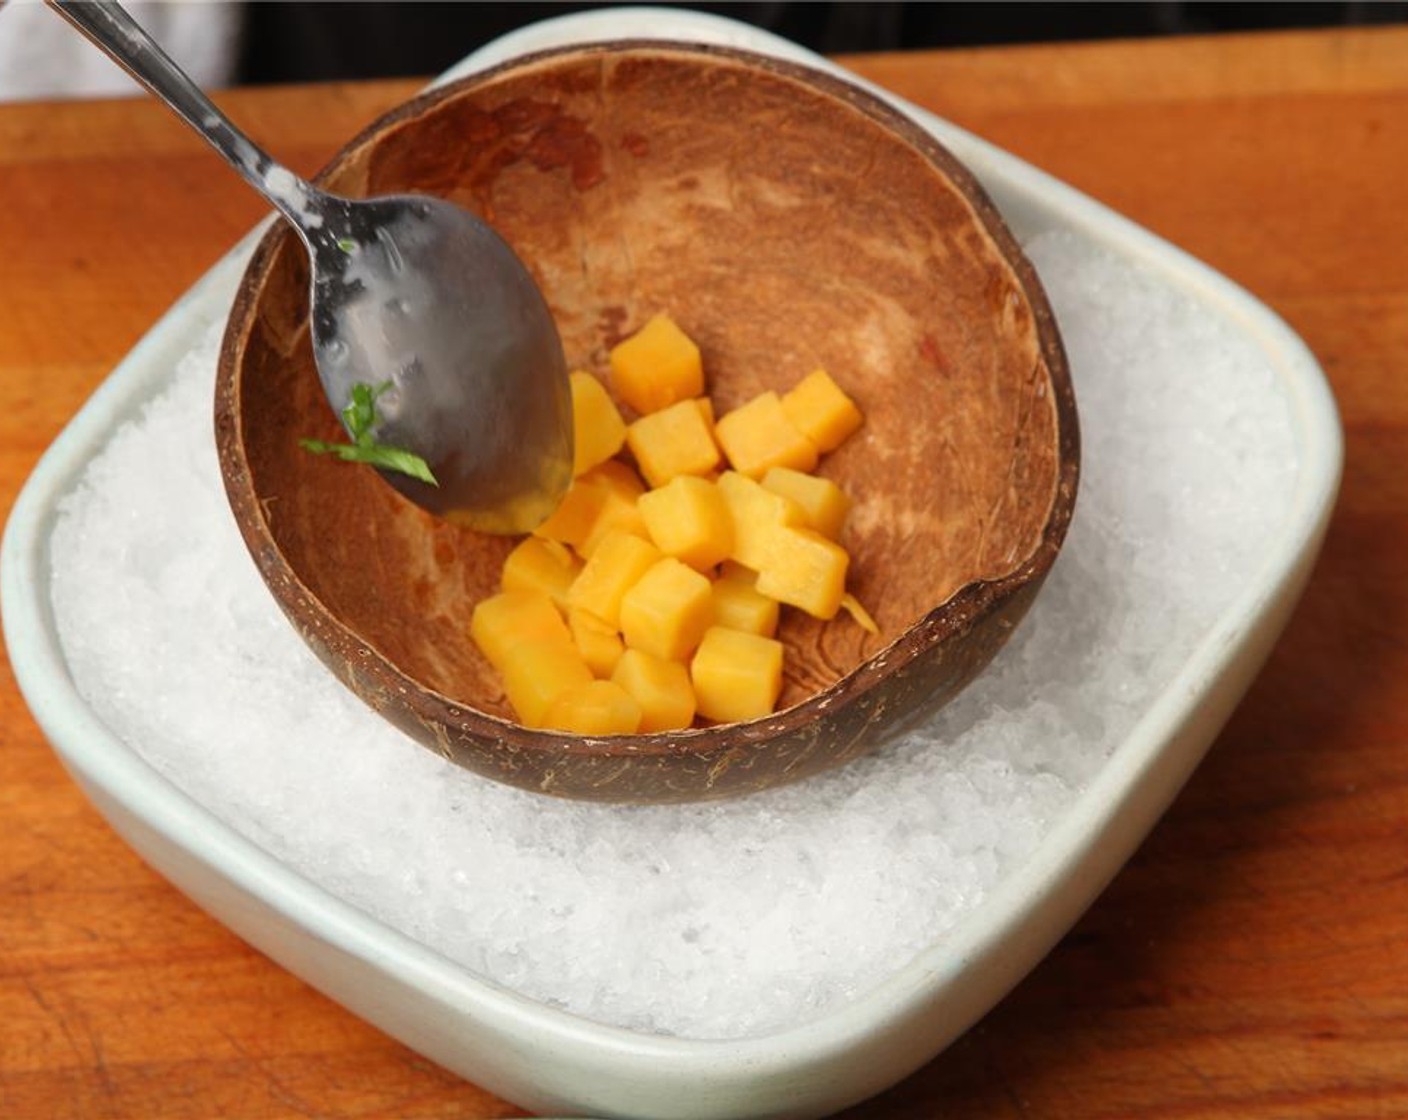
[1,9,1341,1119]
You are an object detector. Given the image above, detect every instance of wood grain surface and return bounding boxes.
[3,25,1406,1119]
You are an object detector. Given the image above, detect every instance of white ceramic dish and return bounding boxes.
[2,9,1341,1119]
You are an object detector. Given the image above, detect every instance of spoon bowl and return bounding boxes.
[50,0,572,532]
[303,192,572,530]
[217,42,1080,803]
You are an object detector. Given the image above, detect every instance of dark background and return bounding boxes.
[237,1,1408,84]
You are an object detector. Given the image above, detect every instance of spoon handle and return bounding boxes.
[47,0,326,236]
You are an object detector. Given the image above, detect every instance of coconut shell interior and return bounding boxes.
[217,44,1077,802]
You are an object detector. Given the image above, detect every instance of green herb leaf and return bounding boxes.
[300,438,439,485]
[336,237,357,254]
[341,381,385,445]
[301,381,438,486]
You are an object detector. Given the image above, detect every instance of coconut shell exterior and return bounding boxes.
[215,43,1080,803]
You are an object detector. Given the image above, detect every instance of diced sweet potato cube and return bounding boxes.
[691,627,783,723]
[585,460,647,498]
[470,591,572,672]
[755,525,849,620]
[714,391,818,479]
[637,475,733,571]
[500,536,581,611]
[578,489,650,559]
[537,461,645,551]
[609,313,703,415]
[541,679,642,736]
[625,398,721,488]
[580,512,650,559]
[716,471,805,572]
[619,557,714,662]
[761,467,851,540]
[710,577,779,637]
[533,475,607,549]
[569,607,625,677]
[570,371,627,476]
[781,368,863,452]
[611,648,696,732]
[568,530,661,628]
[500,641,594,728]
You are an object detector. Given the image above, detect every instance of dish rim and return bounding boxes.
[0,4,1343,1110]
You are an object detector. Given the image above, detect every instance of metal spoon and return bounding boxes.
[50,0,573,533]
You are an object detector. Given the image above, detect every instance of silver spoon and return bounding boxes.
[49,0,573,534]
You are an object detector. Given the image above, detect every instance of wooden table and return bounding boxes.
[3,25,1406,1119]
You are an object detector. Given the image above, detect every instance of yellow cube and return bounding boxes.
[637,475,733,571]
[691,627,784,723]
[500,641,595,728]
[761,467,851,540]
[500,536,582,611]
[755,526,849,620]
[714,391,818,479]
[541,679,642,736]
[568,530,661,628]
[609,313,704,415]
[710,577,779,637]
[578,473,650,558]
[533,474,606,549]
[537,461,646,551]
[570,371,627,476]
[536,462,646,559]
[611,648,696,732]
[625,398,721,488]
[569,607,625,677]
[716,471,805,572]
[781,368,863,453]
[619,557,714,662]
[470,591,572,672]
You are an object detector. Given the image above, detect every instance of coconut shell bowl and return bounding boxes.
[214,42,1079,804]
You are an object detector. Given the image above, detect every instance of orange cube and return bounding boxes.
[716,471,805,572]
[568,530,661,628]
[619,558,714,662]
[691,627,784,723]
[533,474,607,549]
[637,475,733,571]
[537,461,646,552]
[780,368,863,452]
[755,526,849,620]
[577,469,650,557]
[569,607,626,677]
[611,648,696,732]
[470,591,572,672]
[761,467,851,540]
[500,641,595,727]
[625,398,721,488]
[570,371,627,476]
[609,313,703,415]
[714,391,818,479]
[541,679,642,735]
[500,536,581,611]
[710,577,779,637]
